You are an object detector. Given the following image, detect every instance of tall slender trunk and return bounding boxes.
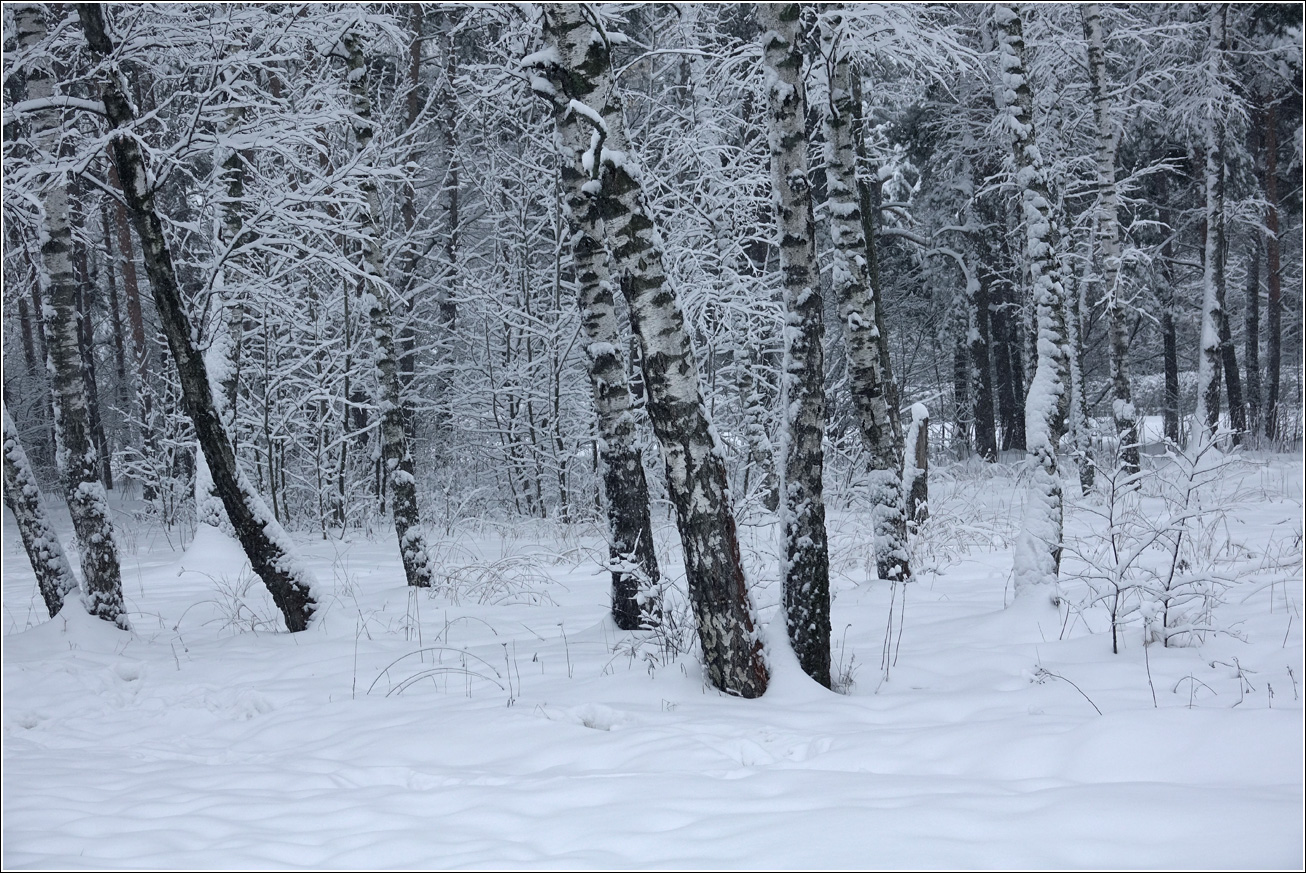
[1262,101,1282,441]
[80,3,317,630]
[1196,5,1228,441]
[1082,3,1138,475]
[343,29,434,589]
[73,225,113,490]
[822,12,911,586]
[535,7,662,630]
[100,197,130,410]
[990,275,1026,453]
[3,409,80,618]
[533,5,767,698]
[997,4,1071,598]
[1245,244,1262,435]
[970,266,998,462]
[18,3,127,629]
[1219,308,1246,444]
[765,3,831,687]
[1158,182,1182,444]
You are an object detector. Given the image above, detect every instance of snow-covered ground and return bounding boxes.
[4,452,1302,869]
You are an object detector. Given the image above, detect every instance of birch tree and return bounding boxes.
[820,8,911,585]
[761,3,832,687]
[3,408,80,618]
[15,3,128,629]
[1195,4,1230,442]
[531,4,768,697]
[533,5,662,630]
[341,25,435,588]
[997,4,1072,598]
[1082,4,1139,475]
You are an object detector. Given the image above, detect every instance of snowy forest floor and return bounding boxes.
[3,451,1303,869]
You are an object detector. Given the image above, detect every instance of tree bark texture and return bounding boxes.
[534,4,768,698]
[1196,5,1228,442]
[18,3,128,629]
[766,3,832,688]
[821,9,910,589]
[1244,244,1262,435]
[997,4,1070,599]
[343,29,434,589]
[4,409,81,618]
[1082,4,1139,475]
[80,3,317,631]
[534,6,662,631]
[1262,101,1282,441]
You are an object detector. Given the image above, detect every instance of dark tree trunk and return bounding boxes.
[1263,102,1282,441]
[3,409,80,619]
[100,197,130,410]
[991,287,1026,453]
[81,4,317,631]
[1244,244,1262,435]
[1219,308,1246,444]
[971,268,998,462]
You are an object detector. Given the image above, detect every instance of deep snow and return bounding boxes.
[3,452,1302,869]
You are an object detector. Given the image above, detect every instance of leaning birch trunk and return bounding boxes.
[996,4,1071,600]
[342,30,434,588]
[1082,4,1139,475]
[533,9,662,630]
[1195,5,1228,442]
[79,4,317,631]
[17,3,127,629]
[4,409,81,618]
[762,4,832,688]
[534,5,768,698]
[823,12,910,582]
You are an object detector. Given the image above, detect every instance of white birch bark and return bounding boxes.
[17,2,128,629]
[533,7,662,630]
[1082,4,1139,474]
[1196,5,1228,441]
[533,4,768,698]
[761,3,832,688]
[820,9,911,584]
[996,4,1071,600]
[3,409,81,618]
[343,30,434,588]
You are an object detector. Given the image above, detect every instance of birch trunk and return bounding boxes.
[1082,4,1139,475]
[342,30,434,588]
[534,8,662,630]
[1196,5,1228,442]
[997,4,1071,599]
[820,10,910,585]
[533,5,768,697]
[80,4,317,630]
[3,409,80,618]
[18,3,128,629]
[764,3,831,687]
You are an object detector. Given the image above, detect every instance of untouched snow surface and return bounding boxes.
[3,455,1303,869]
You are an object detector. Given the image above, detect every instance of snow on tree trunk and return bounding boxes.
[342,30,434,589]
[1082,4,1139,476]
[533,7,662,631]
[819,10,910,587]
[903,404,930,526]
[3,409,80,618]
[532,6,768,698]
[996,4,1071,600]
[1195,5,1228,443]
[79,4,317,631]
[18,3,128,630]
[763,3,832,688]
